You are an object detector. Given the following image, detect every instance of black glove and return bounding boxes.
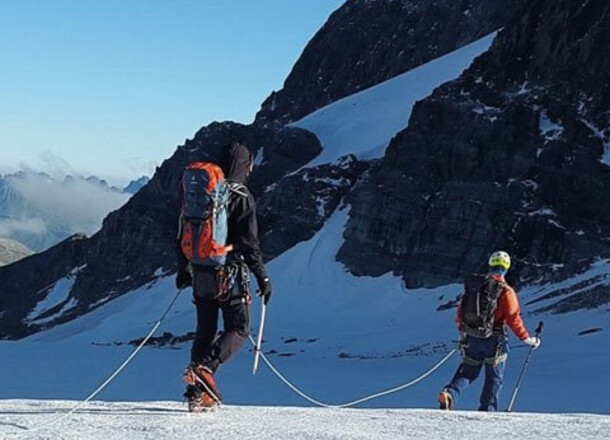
[176,269,192,290]
[257,276,272,305]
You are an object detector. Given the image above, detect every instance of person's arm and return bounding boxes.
[500,286,529,341]
[232,192,271,303]
[233,193,266,279]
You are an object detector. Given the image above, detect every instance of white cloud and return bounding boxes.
[0,217,48,237]
[39,150,77,178]
[9,173,130,235]
[1,171,130,250]
[16,150,77,182]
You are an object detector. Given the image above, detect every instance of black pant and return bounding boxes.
[190,267,250,372]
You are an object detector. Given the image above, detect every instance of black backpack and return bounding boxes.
[459,274,507,338]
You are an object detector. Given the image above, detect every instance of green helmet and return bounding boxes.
[488,251,511,270]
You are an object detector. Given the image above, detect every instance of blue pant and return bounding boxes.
[444,335,509,411]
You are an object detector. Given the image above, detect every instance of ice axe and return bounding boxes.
[252,302,267,375]
[507,321,544,412]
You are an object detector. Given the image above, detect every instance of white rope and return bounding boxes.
[8,288,184,434]
[248,335,456,408]
[2,286,455,435]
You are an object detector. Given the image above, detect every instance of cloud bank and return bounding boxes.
[0,171,130,251]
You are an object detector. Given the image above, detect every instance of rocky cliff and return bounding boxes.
[338,0,610,305]
[256,0,528,126]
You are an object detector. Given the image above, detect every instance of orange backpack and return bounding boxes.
[179,162,232,266]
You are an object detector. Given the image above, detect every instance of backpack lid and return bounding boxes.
[184,162,225,193]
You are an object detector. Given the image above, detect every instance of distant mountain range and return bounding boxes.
[123,176,150,194]
[0,171,149,252]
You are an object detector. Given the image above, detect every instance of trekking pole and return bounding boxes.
[507,321,544,412]
[252,302,267,375]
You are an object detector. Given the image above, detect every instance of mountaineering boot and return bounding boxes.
[438,390,454,410]
[183,386,218,412]
[183,363,223,403]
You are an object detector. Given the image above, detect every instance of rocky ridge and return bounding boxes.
[338,0,610,314]
[256,0,528,126]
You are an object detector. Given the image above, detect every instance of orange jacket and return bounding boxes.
[457,274,529,341]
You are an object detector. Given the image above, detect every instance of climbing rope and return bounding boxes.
[8,288,184,434]
[2,287,456,435]
[248,335,456,408]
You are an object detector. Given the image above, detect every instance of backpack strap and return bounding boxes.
[227,181,248,198]
[494,279,508,296]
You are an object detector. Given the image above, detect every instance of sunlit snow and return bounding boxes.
[291,33,496,168]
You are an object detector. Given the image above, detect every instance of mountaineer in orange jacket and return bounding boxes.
[438,251,541,411]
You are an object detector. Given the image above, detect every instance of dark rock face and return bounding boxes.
[256,0,527,126]
[339,0,610,296]
[258,155,370,259]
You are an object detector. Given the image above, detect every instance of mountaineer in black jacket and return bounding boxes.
[176,142,272,411]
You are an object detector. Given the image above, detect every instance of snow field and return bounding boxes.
[1,400,609,440]
[1,209,608,415]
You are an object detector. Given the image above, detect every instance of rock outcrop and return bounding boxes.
[338,0,610,294]
[256,0,527,125]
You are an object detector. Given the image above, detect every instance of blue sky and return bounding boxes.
[0,0,344,185]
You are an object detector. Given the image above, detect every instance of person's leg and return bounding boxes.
[190,297,219,362]
[190,270,220,362]
[441,336,485,408]
[188,269,250,404]
[184,269,223,406]
[443,361,482,405]
[479,360,505,411]
[203,296,250,372]
[479,335,508,411]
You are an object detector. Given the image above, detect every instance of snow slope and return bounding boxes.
[291,33,496,168]
[1,209,609,415]
[1,400,608,440]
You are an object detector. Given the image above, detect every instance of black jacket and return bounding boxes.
[177,142,267,283]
